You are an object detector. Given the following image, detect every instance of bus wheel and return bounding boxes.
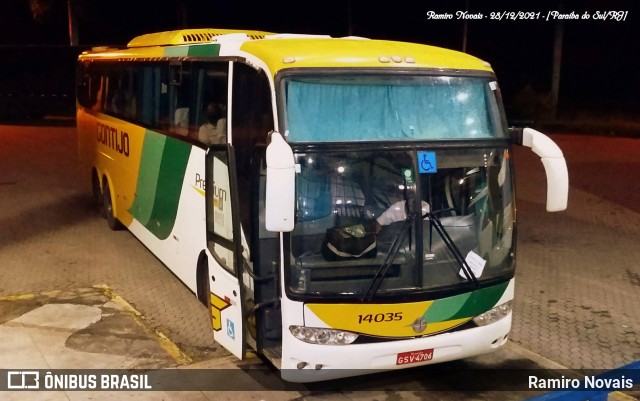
[196,254,210,309]
[92,171,105,218]
[103,179,124,231]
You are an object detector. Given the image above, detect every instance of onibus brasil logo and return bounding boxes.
[6,371,153,390]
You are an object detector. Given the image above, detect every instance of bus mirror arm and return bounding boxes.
[242,258,274,282]
[247,299,281,316]
[510,127,569,212]
[265,131,295,232]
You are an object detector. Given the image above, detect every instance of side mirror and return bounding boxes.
[265,131,295,231]
[510,127,569,212]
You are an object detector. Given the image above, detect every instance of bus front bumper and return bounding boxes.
[280,313,511,383]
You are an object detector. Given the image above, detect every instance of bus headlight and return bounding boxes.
[473,301,512,326]
[289,325,358,345]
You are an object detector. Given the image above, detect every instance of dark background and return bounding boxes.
[0,0,638,132]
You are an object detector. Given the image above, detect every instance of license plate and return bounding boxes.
[396,348,434,365]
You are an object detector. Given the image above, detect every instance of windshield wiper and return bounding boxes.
[362,210,478,301]
[428,212,479,286]
[362,214,416,301]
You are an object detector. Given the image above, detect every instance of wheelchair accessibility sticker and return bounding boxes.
[418,151,437,174]
[226,319,236,340]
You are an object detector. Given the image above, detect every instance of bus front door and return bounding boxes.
[205,146,246,359]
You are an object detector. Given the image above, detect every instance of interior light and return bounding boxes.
[456,91,470,102]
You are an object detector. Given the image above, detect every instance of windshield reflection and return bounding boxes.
[288,148,515,300]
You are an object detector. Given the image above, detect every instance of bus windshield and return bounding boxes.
[281,73,505,142]
[288,147,515,300]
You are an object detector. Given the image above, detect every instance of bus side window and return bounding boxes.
[77,62,99,110]
[168,62,192,137]
[231,63,274,251]
[232,64,273,176]
[95,74,107,113]
[105,65,138,120]
[77,62,94,109]
[193,62,229,145]
[139,64,167,130]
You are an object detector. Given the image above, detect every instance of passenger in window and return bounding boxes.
[173,90,190,136]
[174,107,189,136]
[198,102,227,145]
[111,77,136,119]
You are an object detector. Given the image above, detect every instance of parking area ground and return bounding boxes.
[0,124,638,400]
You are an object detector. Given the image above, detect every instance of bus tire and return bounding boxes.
[196,253,210,310]
[103,178,124,231]
[92,170,106,218]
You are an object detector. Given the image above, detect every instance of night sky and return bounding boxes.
[1,0,638,115]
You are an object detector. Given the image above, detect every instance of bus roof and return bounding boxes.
[126,28,274,47]
[79,28,494,76]
[240,37,493,73]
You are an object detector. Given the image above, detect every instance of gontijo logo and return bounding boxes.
[97,122,130,157]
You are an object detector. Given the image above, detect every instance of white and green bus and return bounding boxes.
[76,28,568,382]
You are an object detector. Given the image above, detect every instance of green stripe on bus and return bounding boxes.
[162,44,220,58]
[187,44,220,57]
[130,132,165,224]
[163,47,189,57]
[130,131,191,240]
[424,281,509,322]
